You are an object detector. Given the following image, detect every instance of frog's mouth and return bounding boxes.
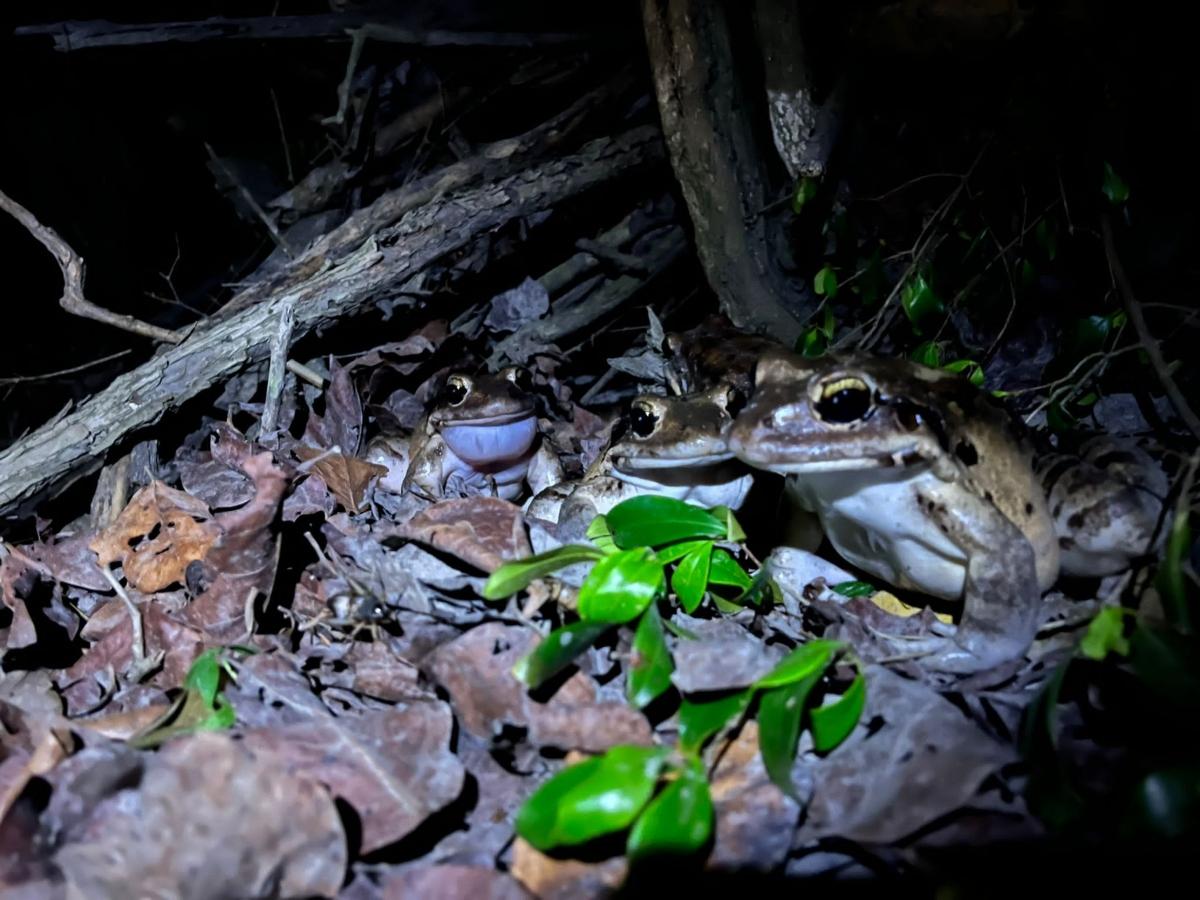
[612,453,748,488]
[441,414,538,467]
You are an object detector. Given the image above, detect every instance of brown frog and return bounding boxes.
[366,366,563,502]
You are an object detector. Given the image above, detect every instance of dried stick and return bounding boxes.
[260,298,297,437]
[0,349,131,385]
[205,143,294,258]
[1102,215,1200,442]
[0,189,184,345]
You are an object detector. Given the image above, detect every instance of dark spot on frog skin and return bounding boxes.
[1053,502,1063,517]
[1068,512,1085,529]
[1059,536,1076,549]
[955,440,979,466]
[984,491,994,504]
[1025,502,1034,515]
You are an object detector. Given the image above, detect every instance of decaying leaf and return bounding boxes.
[294,446,388,514]
[88,482,220,593]
[302,359,364,455]
[51,732,346,899]
[390,498,532,572]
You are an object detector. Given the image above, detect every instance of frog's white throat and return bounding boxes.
[440,415,538,467]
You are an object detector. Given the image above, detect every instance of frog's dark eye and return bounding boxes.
[506,366,534,393]
[629,401,660,438]
[723,386,747,419]
[441,376,471,407]
[814,377,872,423]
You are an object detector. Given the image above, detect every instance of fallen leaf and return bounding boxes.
[303,359,363,455]
[376,864,534,900]
[391,498,532,572]
[295,446,387,514]
[231,654,465,852]
[52,732,346,899]
[510,837,627,900]
[177,452,255,511]
[670,616,788,693]
[88,481,220,593]
[21,532,110,591]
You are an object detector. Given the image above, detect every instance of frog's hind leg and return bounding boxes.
[907,490,1042,674]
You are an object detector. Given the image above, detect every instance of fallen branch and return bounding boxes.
[0,190,184,345]
[1102,215,1200,442]
[0,127,665,517]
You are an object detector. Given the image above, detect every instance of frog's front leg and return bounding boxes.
[402,433,450,501]
[909,489,1042,674]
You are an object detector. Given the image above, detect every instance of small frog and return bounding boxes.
[366,366,563,502]
[728,349,1060,674]
[527,384,754,541]
[1038,435,1171,576]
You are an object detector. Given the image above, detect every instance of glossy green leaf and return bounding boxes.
[831,580,876,598]
[730,567,779,610]
[678,690,751,754]
[706,548,752,590]
[1019,258,1037,289]
[1156,509,1192,631]
[754,640,840,690]
[707,505,747,543]
[857,248,886,306]
[1125,765,1200,839]
[185,649,223,707]
[628,605,674,709]
[577,547,664,623]
[1079,606,1132,661]
[900,271,945,328]
[655,540,712,566]
[627,758,713,860]
[607,496,726,548]
[911,341,942,367]
[943,358,985,387]
[1101,161,1130,206]
[512,620,612,688]
[1129,625,1200,712]
[758,672,822,797]
[791,176,819,213]
[813,265,838,299]
[810,673,866,752]
[483,545,605,599]
[586,515,618,553]
[800,326,829,358]
[517,745,669,849]
[672,542,712,614]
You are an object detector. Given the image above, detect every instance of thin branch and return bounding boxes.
[1102,215,1200,441]
[204,143,294,258]
[0,189,184,344]
[0,349,132,385]
[260,298,296,437]
[269,88,295,185]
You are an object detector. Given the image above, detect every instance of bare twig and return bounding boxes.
[100,566,165,683]
[0,349,132,385]
[204,143,294,258]
[0,189,184,344]
[260,297,296,437]
[269,88,295,185]
[286,359,326,388]
[1102,215,1200,441]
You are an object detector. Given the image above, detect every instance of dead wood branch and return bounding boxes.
[642,0,808,343]
[0,127,665,517]
[13,16,593,52]
[1102,215,1200,442]
[0,190,185,345]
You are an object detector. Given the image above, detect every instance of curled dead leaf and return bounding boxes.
[294,446,387,514]
[88,482,220,593]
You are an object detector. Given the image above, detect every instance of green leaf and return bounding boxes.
[483,545,605,599]
[831,580,876,598]
[755,640,840,690]
[810,673,866,752]
[707,505,747,543]
[656,540,712,566]
[858,248,886,306]
[1125,765,1200,839]
[628,605,675,709]
[729,567,779,610]
[1156,509,1192,631]
[627,758,713,859]
[911,341,942,367]
[586,515,618,553]
[1079,606,1132,660]
[1019,258,1037,289]
[577,548,664,624]
[1101,161,1130,206]
[1129,625,1200,712]
[758,672,822,797]
[517,745,669,849]
[943,358,985,387]
[706,548,752,590]
[513,620,613,688]
[1019,659,1069,757]
[791,176,819,213]
[900,271,945,328]
[678,690,751,754]
[607,495,726,548]
[799,326,829,358]
[672,542,712,614]
[813,265,838,299]
[185,649,223,707]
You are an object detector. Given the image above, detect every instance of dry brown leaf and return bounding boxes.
[295,446,387,514]
[392,498,532,572]
[88,481,220,592]
[374,865,534,900]
[510,837,626,900]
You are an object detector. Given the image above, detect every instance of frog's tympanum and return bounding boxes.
[728,349,1060,673]
[527,384,754,540]
[366,366,562,502]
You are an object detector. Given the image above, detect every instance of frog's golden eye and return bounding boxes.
[629,401,660,438]
[814,376,872,424]
[505,366,534,393]
[441,375,472,407]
